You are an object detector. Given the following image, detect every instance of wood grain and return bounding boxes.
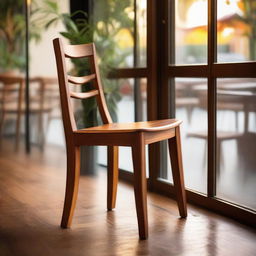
[107,146,119,210]
[68,74,96,85]
[64,43,94,58]
[0,144,255,256]
[70,90,99,99]
[76,119,182,133]
[132,132,148,239]
[168,127,187,218]
[61,146,80,228]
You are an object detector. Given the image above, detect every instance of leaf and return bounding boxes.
[44,17,59,29]
[71,10,88,19]
[59,31,76,41]
[45,0,58,12]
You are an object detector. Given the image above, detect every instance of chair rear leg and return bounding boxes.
[61,146,80,228]
[132,134,148,239]
[0,112,5,150]
[15,110,21,151]
[168,126,187,218]
[107,146,119,210]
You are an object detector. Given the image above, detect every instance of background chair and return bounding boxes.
[0,74,60,150]
[53,38,187,239]
[0,75,24,150]
[29,76,60,148]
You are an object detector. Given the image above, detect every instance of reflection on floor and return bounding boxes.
[0,144,256,256]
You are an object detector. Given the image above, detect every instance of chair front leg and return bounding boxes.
[61,145,80,228]
[168,126,187,218]
[107,146,119,210]
[132,133,148,239]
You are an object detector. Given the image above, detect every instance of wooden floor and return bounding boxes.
[0,142,256,256]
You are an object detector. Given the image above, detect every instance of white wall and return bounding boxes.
[30,0,70,77]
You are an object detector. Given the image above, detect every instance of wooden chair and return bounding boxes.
[30,77,60,148]
[0,75,24,150]
[0,74,60,150]
[53,38,187,239]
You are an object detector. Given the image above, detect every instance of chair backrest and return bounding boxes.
[0,75,24,114]
[29,77,59,111]
[53,38,112,136]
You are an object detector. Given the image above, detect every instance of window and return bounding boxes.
[88,0,255,225]
[154,0,256,225]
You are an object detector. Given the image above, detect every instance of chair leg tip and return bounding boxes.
[139,235,148,240]
[107,207,116,211]
[107,202,116,211]
[139,230,148,240]
[60,220,70,229]
[180,212,187,218]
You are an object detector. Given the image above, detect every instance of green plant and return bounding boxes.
[92,0,134,123]
[39,0,97,127]
[0,0,42,72]
[236,0,256,59]
[40,0,135,127]
[0,0,25,71]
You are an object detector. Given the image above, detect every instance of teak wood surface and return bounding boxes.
[53,38,187,239]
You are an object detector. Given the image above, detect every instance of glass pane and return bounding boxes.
[0,1,26,149]
[93,0,147,68]
[217,0,256,62]
[98,78,148,172]
[172,0,208,64]
[0,1,66,149]
[135,0,147,67]
[0,1,26,73]
[28,1,70,148]
[217,78,256,210]
[159,78,208,193]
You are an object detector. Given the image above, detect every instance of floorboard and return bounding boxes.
[0,143,255,256]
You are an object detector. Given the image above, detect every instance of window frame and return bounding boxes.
[152,0,256,227]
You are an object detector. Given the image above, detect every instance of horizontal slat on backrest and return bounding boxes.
[31,77,58,85]
[68,74,96,85]
[70,90,99,99]
[64,43,94,58]
[0,75,23,85]
[0,86,19,93]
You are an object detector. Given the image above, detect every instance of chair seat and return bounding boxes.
[75,119,182,134]
[75,119,182,133]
